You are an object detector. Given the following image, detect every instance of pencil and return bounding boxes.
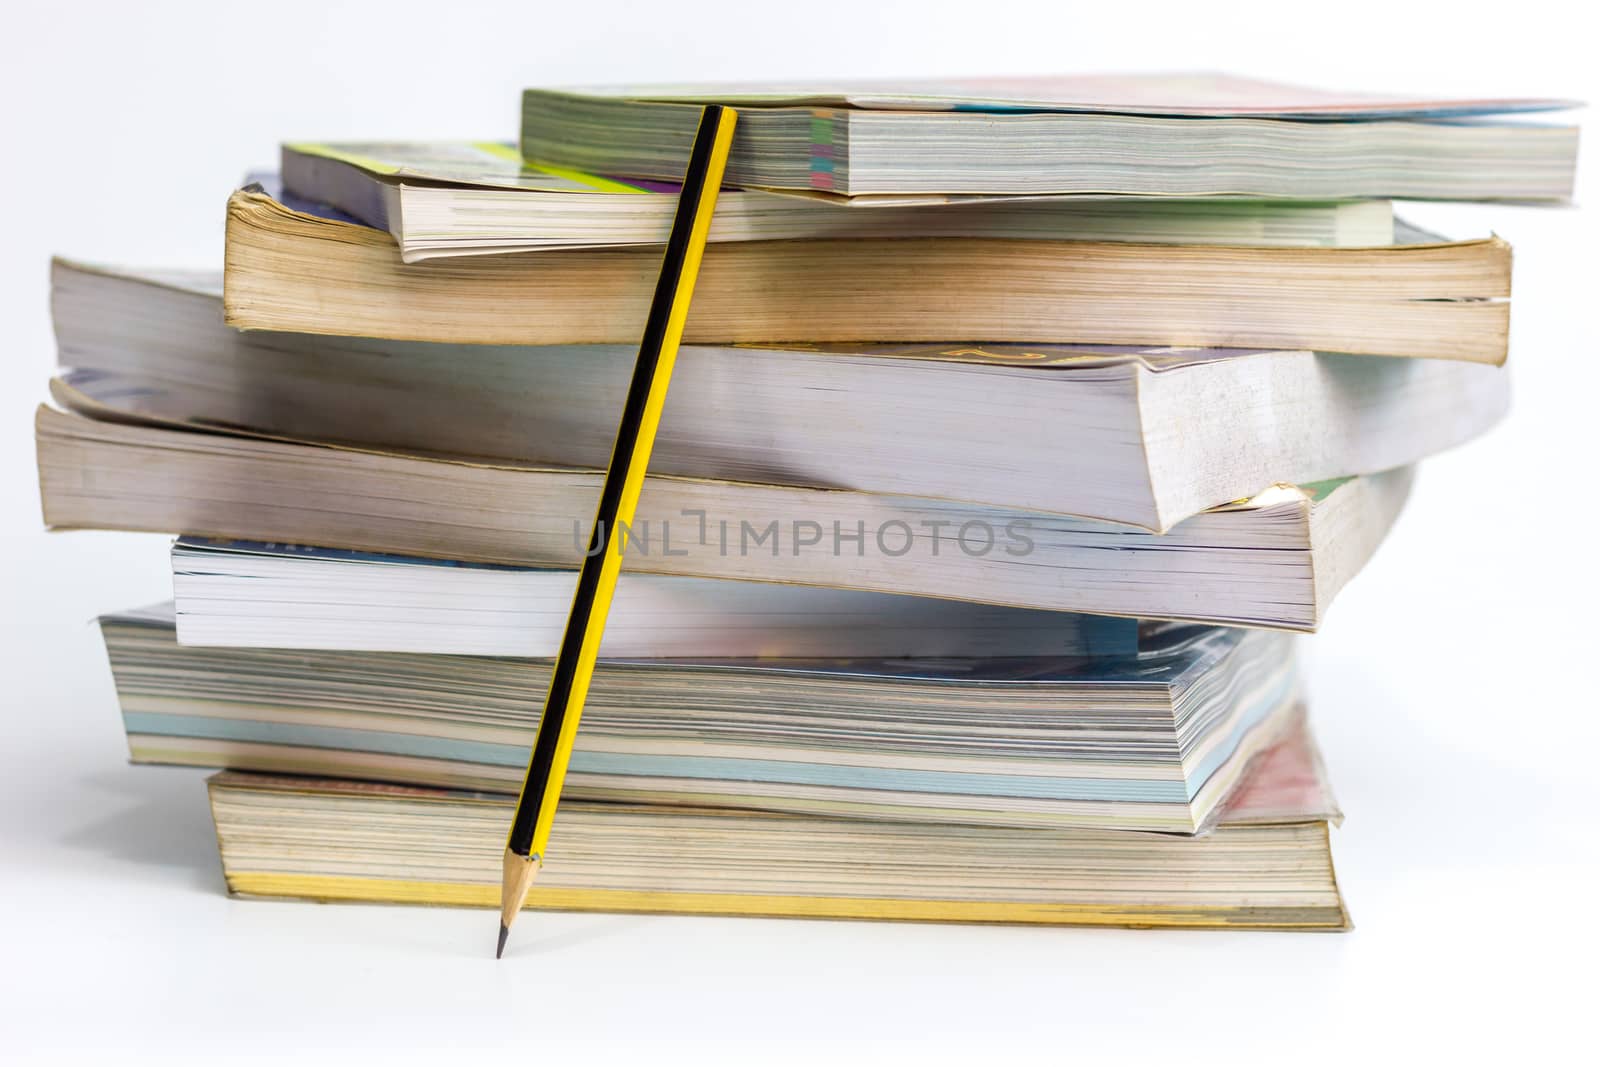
[497,104,738,958]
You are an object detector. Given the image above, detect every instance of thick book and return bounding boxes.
[55,258,1507,532]
[36,399,1411,630]
[222,187,1512,363]
[518,74,1576,201]
[280,142,1398,261]
[107,604,1297,833]
[170,538,1138,659]
[206,721,1347,929]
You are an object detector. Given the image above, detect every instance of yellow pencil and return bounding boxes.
[498,104,738,958]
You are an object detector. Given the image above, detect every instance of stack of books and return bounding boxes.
[37,73,1577,931]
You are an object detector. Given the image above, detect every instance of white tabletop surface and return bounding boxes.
[3,3,1596,1063]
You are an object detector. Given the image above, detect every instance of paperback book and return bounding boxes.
[222,186,1512,362]
[170,538,1139,659]
[519,74,1577,201]
[54,258,1506,532]
[207,721,1347,930]
[281,141,1398,260]
[106,603,1298,834]
[37,398,1412,630]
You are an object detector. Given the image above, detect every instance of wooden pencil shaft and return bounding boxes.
[506,105,735,861]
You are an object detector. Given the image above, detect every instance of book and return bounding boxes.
[280,142,1398,261]
[518,75,1577,201]
[552,73,1567,116]
[106,603,1298,833]
[205,720,1347,929]
[36,399,1412,630]
[170,538,1139,659]
[54,258,1507,532]
[222,187,1512,362]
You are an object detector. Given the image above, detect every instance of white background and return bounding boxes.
[2,2,1596,1063]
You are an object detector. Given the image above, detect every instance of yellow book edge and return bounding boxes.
[224,870,1350,932]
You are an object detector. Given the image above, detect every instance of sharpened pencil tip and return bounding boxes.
[496,922,509,959]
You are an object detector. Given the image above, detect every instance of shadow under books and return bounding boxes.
[59,765,224,893]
